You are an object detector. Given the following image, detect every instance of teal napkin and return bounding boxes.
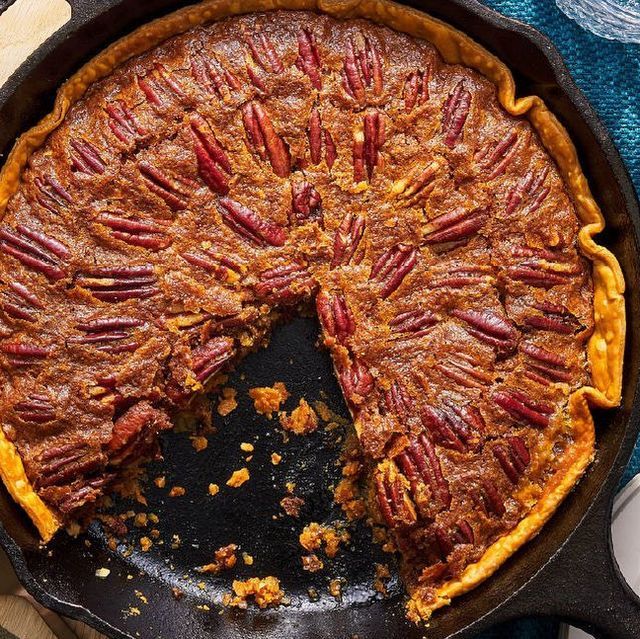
[476,1,640,636]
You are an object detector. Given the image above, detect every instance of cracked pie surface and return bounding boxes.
[0,0,624,622]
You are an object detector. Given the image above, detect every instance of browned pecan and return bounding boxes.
[506,167,550,216]
[97,212,172,251]
[435,519,474,556]
[331,212,365,268]
[295,28,322,89]
[374,461,417,528]
[1,280,43,323]
[435,352,493,388]
[493,389,554,428]
[69,317,144,354]
[138,63,186,107]
[404,67,430,112]
[14,393,55,424]
[389,309,437,339]
[423,207,487,246]
[36,442,106,489]
[181,249,244,283]
[138,161,190,211]
[191,336,236,384]
[520,342,572,384]
[421,401,483,453]
[246,31,284,74]
[369,244,418,298]
[393,160,439,203]
[254,263,316,304]
[507,248,580,288]
[316,290,355,344]
[441,80,471,147]
[493,436,531,484]
[218,197,286,247]
[190,113,232,195]
[478,130,521,179]
[339,357,374,404]
[381,381,412,419]
[451,308,519,355]
[291,180,322,226]
[0,225,70,282]
[190,50,241,99]
[342,36,383,101]
[429,264,495,289]
[34,175,72,214]
[75,265,159,302]
[354,111,384,182]
[478,479,505,517]
[242,102,291,177]
[308,106,337,169]
[105,100,147,143]
[525,300,583,335]
[69,138,106,175]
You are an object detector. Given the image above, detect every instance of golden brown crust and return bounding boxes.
[0,0,624,619]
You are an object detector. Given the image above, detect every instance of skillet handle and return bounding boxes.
[502,487,640,639]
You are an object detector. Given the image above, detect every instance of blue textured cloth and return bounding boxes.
[472,2,640,637]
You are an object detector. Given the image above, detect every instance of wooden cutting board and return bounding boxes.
[0,3,109,638]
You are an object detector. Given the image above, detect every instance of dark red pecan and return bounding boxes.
[254,262,316,304]
[181,249,244,283]
[190,113,232,195]
[35,441,105,489]
[105,99,147,143]
[191,336,236,384]
[331,212,365,268]
[441,80,471,148]
[506,166,550,216]
[69,317,144,354]
[34,175,72,214]
[218,197,286,247]
[451,308,519,354]
[520,342,572,384]
[55,474,115,515]
[396,433,451,510]
[242,102,291,177]
[1,280,43,322]
[108,401,172,466]
[354,111,384,182]
[382,381,412,418]
[452,519,475,545]
[507,255,580,289]
[137,63,185,106]
[295,28,322,89]
[138,161,190,211]
[291,180,322,226]
[393,160,439,203]
[190,50,241,99]
[494,436,531,484]
[316,290,355,344]
[403,68,430,112]
[70,138,106,175]
[429,264,495,289]
[308,106,336,169]
[423,207,487,246]
[436,519,475,556]
[75,265,158,302]
[246,31,284,74]
[525,300,583,335]
[339,357,374,404]
[479,479,506,517]
[0,342,49,367]
[369,244,418,298]
[435,352,493,388]
[374,462,417,528]
[493,389,554,428]
[389,309,437,339]
[479,130,519,179]
[14,394,55,424]
[97,212,172,251]
[342,36,383,101]
[421,402,482,453]
[0,225,69,281]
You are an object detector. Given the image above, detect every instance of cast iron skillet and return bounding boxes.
[0,1,639,637]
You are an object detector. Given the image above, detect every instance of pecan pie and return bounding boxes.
[0,0,625,622]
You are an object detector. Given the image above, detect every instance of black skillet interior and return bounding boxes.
[1,1,640,638]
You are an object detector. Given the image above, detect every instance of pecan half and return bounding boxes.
[105,100,147,143]
[382,381,412,419]
[389,309,437,339]
[308,106,336,169]
[69,317,144,354]
[339,357,374,405]
[478,130,520,179]
[190,113,232,195]
[436,519,475,556]
[478,479,505,517]
[520,342,572,384]
[331,212,365,268]
[404,68,430,112]
[246,31,284,74]
[493,389,554,428]
[138,161,190,211]
[353,111,384,182]
[181,249,244,283]
[435,352,493,388]
[507,252,580,288]
[14,394,55,424]
[441,80,471,147]
[34,175,72,214]
[423,207,487,247]
[218,197,286,247]
[374,461,417,528]
[317,290,355,344]
[421,402,482,453]
[451,308,519,354]
[291,180,322,226]
[493,436,531,484]
[295,29,322,89]
[254,262,316,304]
[242,102,291,177]
[191,336,236,384]
[369,244,418,299]
[97,212,172,251]
[190,50,241,100]
[392,160,439,203]
[70,138,106,175]
[525,300,583,335]
[138,63,186,107]
[342,36,383,101]
[75,265,159,302]
[36,442,105,489]
[429,264,495,289]
[506,167,550,216]
[0,225,70,282]
[1,280,43,323]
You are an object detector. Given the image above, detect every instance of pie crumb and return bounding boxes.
[279,398,318,435]
[223,576,285,609]
[217,387,238,416]
[139,537,153,552]
[169,486,186,497]
[226,468,250,488]
[242,552,254,566]
[240,442,254,452]
[271,452,282,465]
[248,382,289,418]
[208,483,220,496]
[190,436,208,452]
[301,554,324,572]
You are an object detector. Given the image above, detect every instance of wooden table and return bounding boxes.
[0,2,108,637]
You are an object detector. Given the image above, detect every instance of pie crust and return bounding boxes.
[0,0,625,621]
